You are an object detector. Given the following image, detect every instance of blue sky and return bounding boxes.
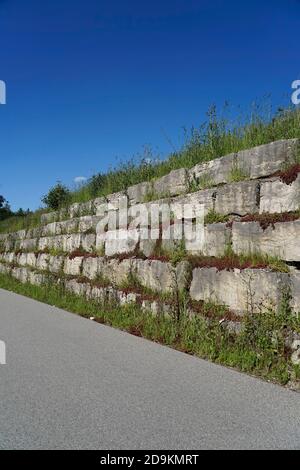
[0,0,299,211]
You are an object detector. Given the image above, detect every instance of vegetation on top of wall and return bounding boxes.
[42,182,70,210]
[1,100,300,234]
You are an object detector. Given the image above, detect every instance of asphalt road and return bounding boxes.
[0,288,300,450]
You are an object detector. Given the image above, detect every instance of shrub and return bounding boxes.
[42,182,70,210]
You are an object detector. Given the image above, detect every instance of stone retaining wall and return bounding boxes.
[1,139,300,318]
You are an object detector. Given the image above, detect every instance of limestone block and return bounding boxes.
[63,257,83,276]
[127,181,152,205]
[135,259,175,293]
[26,253,37,268]
[290,273,300,313]
[57,218,79,235]
[0,263,11,275]
[232,220,300,262]
[185,223,230,257]
[3,252,16,264]
[41,222,57,237]
[17,253,29,267]
[237,139,300,179]
[48,255,64,274]
[81,234,96,252]
[65,279,91,297]
[259,175,300,214]
[28,271,47,286]
[140,239,157,257]
[69,201,93,219]
[215,180,259,216]
[82,256,100,280]
[93,197,107,215]
[38,237,51,251]
[171,188,215,218]
[20,238,38,252]
[190,267,290,314]
[117,291,139,305]
[153,168,188,198]
[106,192,127,211]
[14,230,27,240]
[78,216,101,233]
[12,267,29,283]
[189,153,236,186]
[104,229,139,257]
[36,254,50,271]
[62,234,82,252]
[26,227,41,239]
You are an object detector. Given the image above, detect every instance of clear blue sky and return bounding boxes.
[0,0,299,211]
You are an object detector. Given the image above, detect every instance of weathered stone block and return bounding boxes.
[139,239,157,257]
[78,216,101,233]
[28,271,48,286]
[38,237,51,251]
[69,201,93,219]
[190,267,290,314]
[93,197,107,215]
[171,188,215,218]
[215,180,259,216]
[185,222,230,256]
[290,273,300,313]
[82,256,100,280]
[153,168,188,197]
[189,153,237,186]
[20,238,38,252]
[36,254,50,271]
[237,139,299,179]
[48,255,64,274]
[135,259,175,293]
[259,175,300,214]
[12,267,29,283]
[127,181,152,205]
[26,253,37,268]
[41,222,57,237]
[104,229,139,257]
[106,192,127,211]
[65,279,91,297]
[80,234,96,252]
[56,218,79,235]
[232,220,300,262]
[63,257,83,276]
[26,227,41,239]
[0,263,11,275]
[17,253,28,267]
[62,234,82,252]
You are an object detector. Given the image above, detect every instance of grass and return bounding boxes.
[0,209,48,234]
[1,101,300,234]
[189,175,216,193]
[0,271,299,387]
[229,162,249,183]
[188,247,290,273]
[204,209,230,225]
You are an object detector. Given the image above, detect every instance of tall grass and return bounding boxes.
[75,103,300,203]
[1,100,300,234]
[0,209,48,234]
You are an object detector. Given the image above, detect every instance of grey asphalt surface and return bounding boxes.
[0,288,300,450]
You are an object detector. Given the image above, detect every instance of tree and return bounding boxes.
[0,195,12,221]
[42,182,70,210]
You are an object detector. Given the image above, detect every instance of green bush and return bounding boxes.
[42,182,70,210]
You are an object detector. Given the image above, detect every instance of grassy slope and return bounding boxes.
[1,103,300,234]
